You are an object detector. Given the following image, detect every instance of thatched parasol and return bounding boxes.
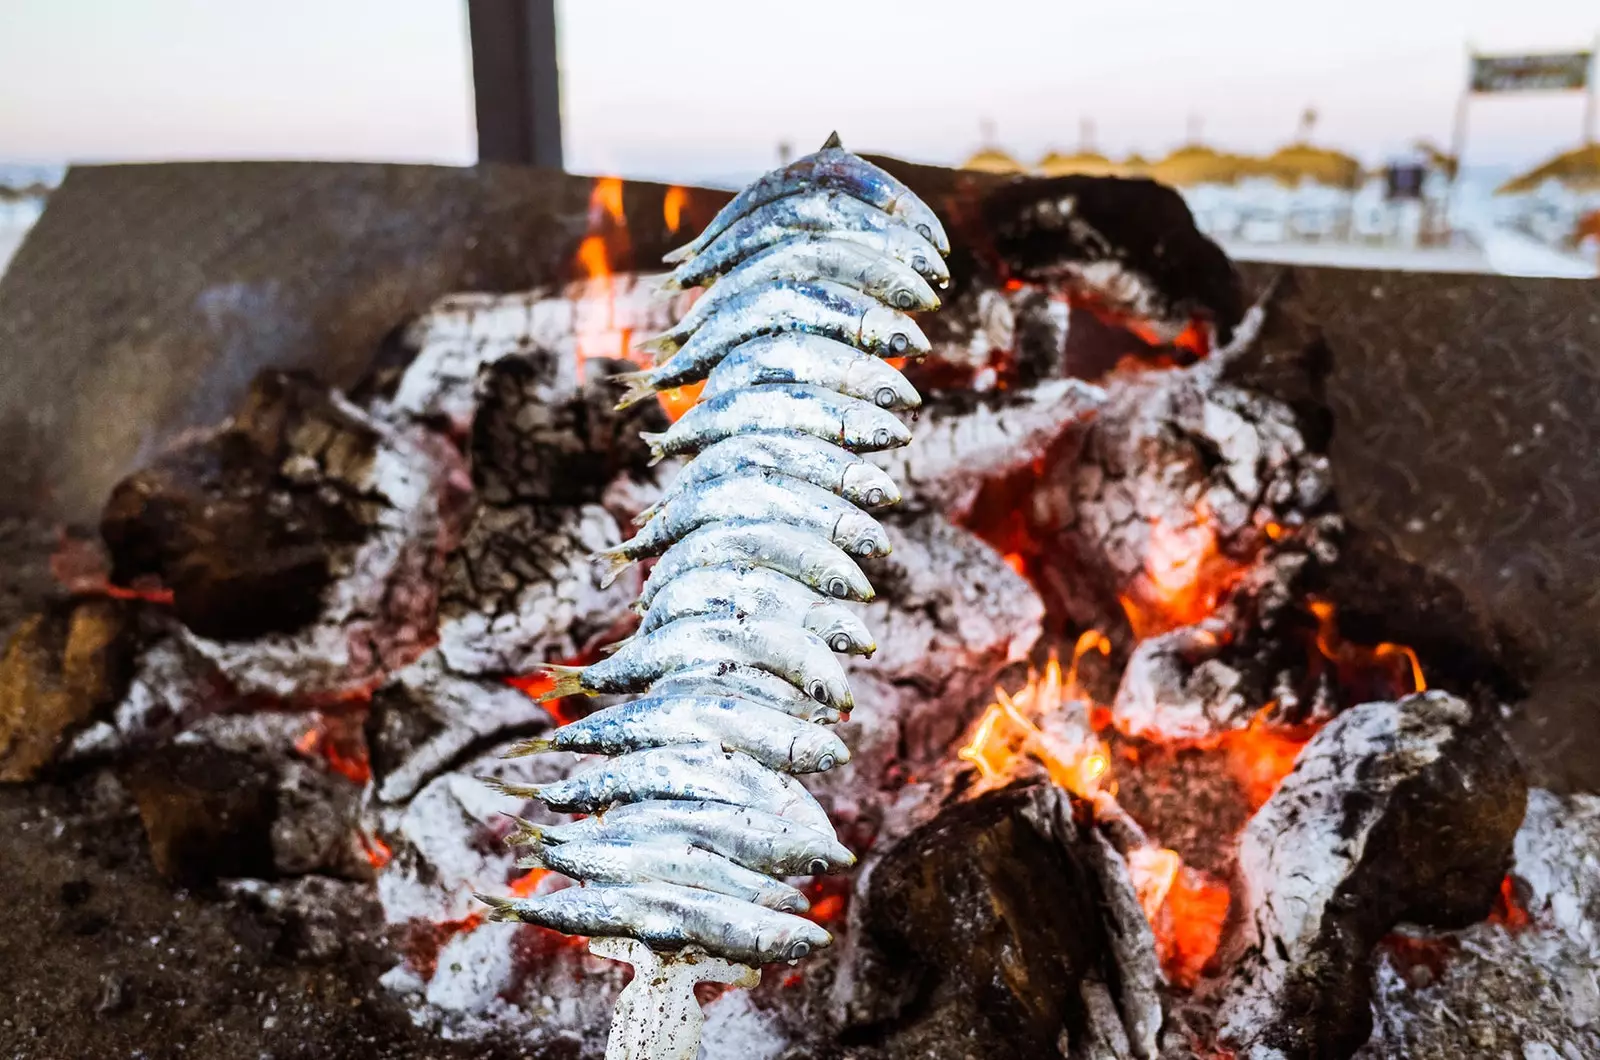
[962,147,1028,174]
[1497,144,1600,195]
[1036,150,1135,178]
[1260,143,1364,189]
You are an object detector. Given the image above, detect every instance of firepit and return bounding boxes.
[0,155,1595,1060]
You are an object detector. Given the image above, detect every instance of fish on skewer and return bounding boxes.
[645,663,846,724]
[699,332,921,409]
[639,384,911,464]
[477,882,830,965]
[624,563,873,655]
[514,839,811,912]
[636,520,874,608]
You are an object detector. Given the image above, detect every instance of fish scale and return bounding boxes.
[480,135,946,969]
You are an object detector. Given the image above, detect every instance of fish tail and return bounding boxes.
[661,240,697,264]
[643,272,681,301]
[633,332,676,357]
[596,636,629,657]
[612,372,660,411]
[631,499,662,526]
[480,775,542,799]
[503,817,550,849]
[640,430,670,466]
[474,893,524,923]
[593,547,637,588]
[505,736,555,758]
[821,131,843,150]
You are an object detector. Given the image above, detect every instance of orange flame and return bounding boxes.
[1126,845,1229,988]
[662,185,688,235]
[1217,703,1313,810]
[509,868,554,898]
[1490,874,1530,930]
[590,176,625,228]
[294,714,372,784]
[1308,598,1426,697]
[360,831,393,869]
[1121,505,1243,641]
[957,654,1111,799]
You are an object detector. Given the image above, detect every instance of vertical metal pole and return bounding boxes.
[1585,39,1598,145]
[1445,48,1474,236]
[467,0,564,168]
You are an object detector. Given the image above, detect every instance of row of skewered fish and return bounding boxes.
[476,134,949,968]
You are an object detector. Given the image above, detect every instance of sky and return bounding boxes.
[0,0,1595,185]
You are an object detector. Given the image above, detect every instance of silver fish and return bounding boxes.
[665,190,949,291]
[513,799,855,875]
[597,471,889,580]
[614,280,929,405]
[637,520,874,608]
[514,839,809,912]
[658,237,939,345]
[645,663,845,724]
[631,564,873,655]
[701,333,922,410]
[510,693,848,772]
[664,133,950,263]
[639,384,911,463]
[492,744,832,833]
[532,617,854,711]
[477,882,830,964]
[635,432,899,524]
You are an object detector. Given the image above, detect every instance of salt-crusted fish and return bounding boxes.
[596,471,889,583]
[509,693,848,772]
[640,384,911,463]
[636,520,874,608]
[477,881,831,965]
[514,838,810,912]
[664,190,949,292]
[530,617,854,711]
[700,333,922,410]
[630,564,873,655]
[614,280,929,406]
[491,744,832,833]
[646,663,845,724]
[656,237,939,345]
[664,131,950,261]
[511,799,855,875]
[635,432,899,524]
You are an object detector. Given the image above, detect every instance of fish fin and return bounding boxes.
[474,893,523,922]
[593,547,637,588]
[821,131,843,150]
[505,736,555,758]
[660,241,696,264]
[639,430,669,466]
[480,775,541,799]
[612,375,661,411]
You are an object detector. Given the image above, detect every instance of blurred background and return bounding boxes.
[2,0,1598,276]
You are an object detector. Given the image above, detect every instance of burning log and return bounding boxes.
[1216,690,1526,1059]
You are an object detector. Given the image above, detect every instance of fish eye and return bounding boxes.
[806,858,830,875]
[893,289,915,309]
[875,385,898,408]
[872,428,892,447]
[826,576,849,599]
[816,753,837,772]
[854,538,876,557]
[788,941,811,960]
[913,254,928,273]
[828,633,851,653]
[865,487,885,506]
[807,679,828,702]
[916,223,933,241]
[889,333,909,354]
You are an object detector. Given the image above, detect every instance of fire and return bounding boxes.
[957,653,1112,799]
[1126,845,1230,988]
[359,831,393,869]
[509,868,555,897]
[1307,598,1426,698]
[662,185,688,235]
[1490,874,1530,930]
[1120,505,1243,641]
[1218,704,1314,810]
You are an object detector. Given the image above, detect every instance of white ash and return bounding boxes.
[872,378,1106,519]
[222,875,378,962]
[181,404,469,698]
[1112,620,1249,742]
[1360,789,1600,1060]
[699,989,792,1060]
[435,501,636,677]
[1216,691,1474,1053]
[369,649,553,804]
[61,636,218,762]
[385,278,690,432]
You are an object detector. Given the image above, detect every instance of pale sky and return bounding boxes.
[0,0,1595,184]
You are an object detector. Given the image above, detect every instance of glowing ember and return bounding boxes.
[1218,704,1314,811]
[1490,874,1530,930]
[1002,551,1028,576]
[1126,845,1229,989]
[1065,629,1111,701]
[1308,597,1427,697]
[957,654,1111,799]
[1120,504,1243,640]
[294,713,372,784]
[662,185,688,235]
[360,831,393,869]
[505,660,589,726]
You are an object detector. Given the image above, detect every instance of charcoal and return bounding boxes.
[0,598,132,781]
[1217,691,1527,1059]
[123,742,279,884]
[979,175,1243,344]
[846,784,1109,1058]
